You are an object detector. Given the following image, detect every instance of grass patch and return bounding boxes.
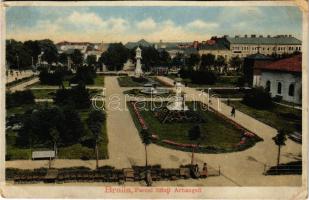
[168,74,239,88]
[128,101,261,153]
[93,75,105,86]
[230,101,301,133]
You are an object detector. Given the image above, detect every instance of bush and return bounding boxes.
[39,68,70,86]
[54,83,91,109]
[188,124,202,140]
[242,87,273,109]
[6,90,35,108]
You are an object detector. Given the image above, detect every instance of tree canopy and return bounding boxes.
[99,43,129,71]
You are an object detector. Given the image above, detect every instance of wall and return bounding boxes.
[258,71,301,104]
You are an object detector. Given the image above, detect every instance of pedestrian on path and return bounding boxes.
[231,106,236,118]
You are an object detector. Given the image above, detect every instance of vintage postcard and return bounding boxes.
[0,1,308,199]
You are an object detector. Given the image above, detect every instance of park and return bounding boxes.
[5,38,302,187]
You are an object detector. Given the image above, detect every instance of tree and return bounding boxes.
[71,49,83,67]
[272,130,287,167]
[229,56,243,71]
[215,55,227,72]
[49,127,60,157]
[200,53,215,71]
[6,90,35,108]
[87,110,106,169]
[171,53,184,68]
[39,39,58,65]
[185,53,200,69]
[159,50,171,67]
[99,43,129,71]
[188,124,202,140]
[86,55,97,67]
[58,53,68,65]
[6,39,32,69]
[140,128,151,167]
[70,66,96,85]
[24,40,41,65]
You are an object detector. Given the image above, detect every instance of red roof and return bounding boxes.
[257,55,302,73]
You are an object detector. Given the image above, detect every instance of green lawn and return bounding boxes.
[93,75,105,86]
[128,101,262,153]
[168,74,239,88]
[28,75,104,88]
[117,76,148,87]
[6,104,108,160]
[229,101,302,133]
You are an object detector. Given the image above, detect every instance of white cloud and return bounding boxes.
[67,11,105,27]
[187,20,219,30]
[136,18,157,30]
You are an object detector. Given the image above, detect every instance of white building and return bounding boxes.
[253,55,302,104]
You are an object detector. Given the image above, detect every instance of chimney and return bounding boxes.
[251,34,256,38]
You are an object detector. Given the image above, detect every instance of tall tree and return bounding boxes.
[87,110,106,169]
[6,39,32,69]
[99,43,129,71]
[200,53,215,71]
[272,130,287,167]
[39,39,58,64]
[71,49,84,67]
[86,55,97,67]
[229,56,243,71]
[49,127,60,158]
[140,128,152,167]
[171,53,184,68]
[159,50,171,67]
[58,53,68,65]
[24,40,41,65]
[185,53,200,69]
[215,55,227,72]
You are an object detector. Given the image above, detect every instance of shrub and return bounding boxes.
[70,66,96,85]
[188,124,202,140]
[179,69,217,85]
[242,87,273,109]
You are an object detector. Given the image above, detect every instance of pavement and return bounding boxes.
[5,76,302,186]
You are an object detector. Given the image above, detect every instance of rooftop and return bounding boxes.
[256,54,302,73]
[226,35,301,45]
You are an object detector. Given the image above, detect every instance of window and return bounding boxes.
[266,81,271,92]
[289,84,295,96]
[277,82,282,94]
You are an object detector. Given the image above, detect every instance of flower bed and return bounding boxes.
[128,101,262,153]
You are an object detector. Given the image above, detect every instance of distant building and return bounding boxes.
[198,37,231,60]
[196,34,302,62]
[226,34,302,58]
[125,39,153,49]
[253,54,302,104]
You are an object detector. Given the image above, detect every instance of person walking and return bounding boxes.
[231,106,236,118]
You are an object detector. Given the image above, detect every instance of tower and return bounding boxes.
[135,47,143,77]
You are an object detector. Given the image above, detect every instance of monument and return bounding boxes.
[167,81,188,111]
[135,47,143,77]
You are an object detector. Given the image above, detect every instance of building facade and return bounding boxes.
[226,34,302,58]
[253,55,302,104]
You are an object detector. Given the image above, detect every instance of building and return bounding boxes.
[253,54,302,104]
[198,37,231,60]
[196,34,302,62]
[226,34,302,58]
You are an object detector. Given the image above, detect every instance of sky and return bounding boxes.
[6,6,303,43]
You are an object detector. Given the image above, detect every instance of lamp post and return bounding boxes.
[207,88,211,110]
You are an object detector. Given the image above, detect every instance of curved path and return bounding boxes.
[5,76,302,186]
